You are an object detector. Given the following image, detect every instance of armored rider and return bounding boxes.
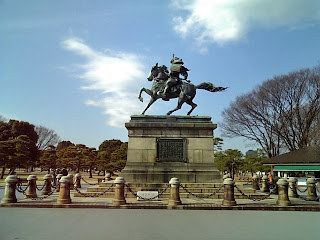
[158,54,190,98]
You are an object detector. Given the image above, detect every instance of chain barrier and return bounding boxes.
[288,185,307,200]
[74,184,114,197]
[27,188,56,200]
[36,183,46,191]
[179,184,224,199]
[125,184,170,200]
[16,182,30,194]
[81,177,103,186]
[51,183,57,189]
[296,186,308,193]
[16,182,56,200]
[234,184,274,201]
[51,179,57,187]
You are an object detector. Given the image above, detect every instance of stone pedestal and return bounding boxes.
[168,178,181,206]
[261,175,269,192]
[1,175,18,204]
[112,177,126,206]
[288,177,298,198]
[56,174,63,192]
[42,174,52,195]
[74,173,81,188]
[222,178,236,206]
[56,176,72,204]
[252,175,260,190]
[67,174,74,190]
[306,178,319,201]
[120,115,222,183]
[25,175,37,198]
[276,178,291,206]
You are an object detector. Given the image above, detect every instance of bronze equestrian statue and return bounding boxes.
[138,55,227,115]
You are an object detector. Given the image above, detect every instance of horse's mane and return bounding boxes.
[157,65,169,79]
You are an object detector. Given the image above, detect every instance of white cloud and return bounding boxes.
[62,38,146,127]
[172,0,320,46]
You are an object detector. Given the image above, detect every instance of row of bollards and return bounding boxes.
[1,174,319,207]
[252,176,319,206]
[1,172,112,204]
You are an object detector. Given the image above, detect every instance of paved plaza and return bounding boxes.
[1,207,320,240]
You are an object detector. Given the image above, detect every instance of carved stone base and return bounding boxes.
[120,115,222,183]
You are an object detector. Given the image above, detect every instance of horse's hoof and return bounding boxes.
[166,112,171,115]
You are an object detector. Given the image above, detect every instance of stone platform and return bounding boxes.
[120,115,222,183]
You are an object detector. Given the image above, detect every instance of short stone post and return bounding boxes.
[272,176,279,194]
[1,175,18,204]
[56,176,72,204]
[105,172,111,181]
[56,174,63,192]
[42,174,52,195]
[222,178,237,206]
[74,173,81,188]
[276,178,291,206]
[168,177,181,206]
[288,177,298,198]
[252,174,260,190]
[25,175,37,199]
[261,175,269,193]
[112,177,126,206]
[306,178,319,201]
[67,173,74,190]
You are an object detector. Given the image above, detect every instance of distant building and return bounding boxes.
[245,150,257,156]
[263,146,320,180]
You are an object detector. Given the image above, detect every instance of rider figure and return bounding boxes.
[159,54,190,98]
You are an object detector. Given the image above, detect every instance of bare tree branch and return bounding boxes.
[35,125,61,150]
[221,65,320,157]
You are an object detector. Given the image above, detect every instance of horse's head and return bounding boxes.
[147,63,159,81]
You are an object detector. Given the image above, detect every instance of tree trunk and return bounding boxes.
[1,167,6,179]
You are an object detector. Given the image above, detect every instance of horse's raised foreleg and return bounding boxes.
[141,97,157,115]
[138,87,153,102]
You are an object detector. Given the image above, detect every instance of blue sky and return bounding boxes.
[1,0,320,153]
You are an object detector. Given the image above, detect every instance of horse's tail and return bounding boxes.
[195,82,228,92]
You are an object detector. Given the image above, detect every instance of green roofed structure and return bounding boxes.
[263,145,320,180]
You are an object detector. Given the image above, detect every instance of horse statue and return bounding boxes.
[138,63,227,115]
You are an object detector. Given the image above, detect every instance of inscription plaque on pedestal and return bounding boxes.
[156,138,187,162]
